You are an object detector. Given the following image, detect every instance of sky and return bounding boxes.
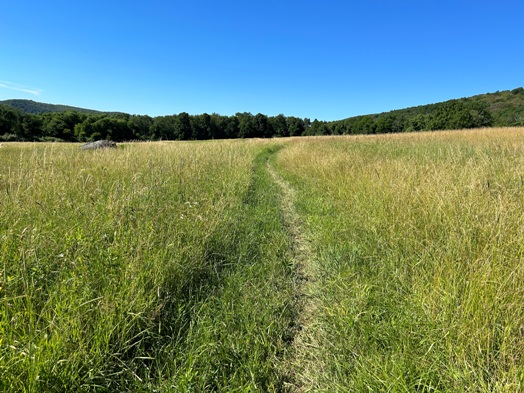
[1,0,524,121]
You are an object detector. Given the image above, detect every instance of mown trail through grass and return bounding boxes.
[267,155,322,392]
[0,141,298,392]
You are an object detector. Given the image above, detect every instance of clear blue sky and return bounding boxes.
[1,0,523,120]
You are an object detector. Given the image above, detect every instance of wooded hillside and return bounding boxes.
[1,88,523,142]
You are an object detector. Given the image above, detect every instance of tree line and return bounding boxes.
[0,107,311,142]
[1,87,523,142]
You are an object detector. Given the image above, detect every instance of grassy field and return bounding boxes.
[0,140,296,391]
[1,128,524,391]
[276,128,524,391]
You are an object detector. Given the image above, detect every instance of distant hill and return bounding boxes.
[2,88,524,142]
[473,87,524,125]
[3,88,524,125]
[323,87,524,135]
[0,99,103,114]
[379,87,524,126]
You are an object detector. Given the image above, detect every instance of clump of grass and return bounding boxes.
[275,128,524,391]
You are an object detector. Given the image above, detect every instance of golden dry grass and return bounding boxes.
[275,127,524,391]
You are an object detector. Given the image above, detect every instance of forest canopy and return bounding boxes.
[1,88,523,142]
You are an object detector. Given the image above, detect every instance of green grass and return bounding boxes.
[275,129,524,391]
[0,141,295,392]
[2,128,524,392]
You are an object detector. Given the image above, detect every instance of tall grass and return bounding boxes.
[275,128,524,391]
[0,141,295,391]
[3,129,524,391]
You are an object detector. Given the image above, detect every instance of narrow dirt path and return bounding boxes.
[267,159,323,392]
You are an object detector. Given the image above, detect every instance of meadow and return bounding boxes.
[1,128,524,392]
